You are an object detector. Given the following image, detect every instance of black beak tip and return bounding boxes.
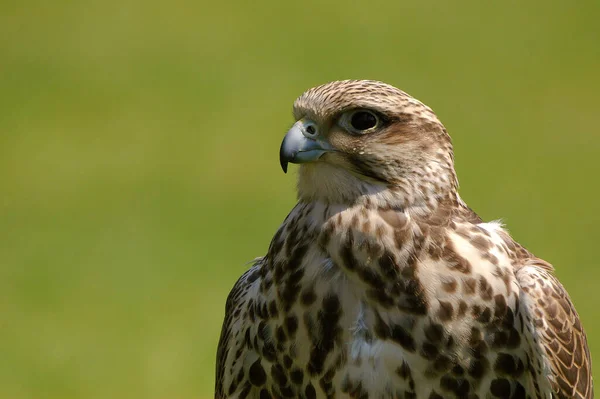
[279,143,290,173]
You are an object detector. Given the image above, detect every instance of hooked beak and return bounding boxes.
[279,119,334,173]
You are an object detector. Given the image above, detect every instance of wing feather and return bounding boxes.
[215,262,262,398]
[517,261,593,399]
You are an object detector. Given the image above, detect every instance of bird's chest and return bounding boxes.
[262,243,455,398]
[264,264,479,399]
[260,219,524,398]
[265,269,420,398]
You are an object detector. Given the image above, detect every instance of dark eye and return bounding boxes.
[350,111,378,131]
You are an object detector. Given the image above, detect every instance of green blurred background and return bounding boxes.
[1,1,599,398]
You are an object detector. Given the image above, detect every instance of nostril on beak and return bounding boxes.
[302,122,318,138]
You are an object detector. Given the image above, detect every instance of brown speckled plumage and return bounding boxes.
[215,80,592,398]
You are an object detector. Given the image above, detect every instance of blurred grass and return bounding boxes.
[0,1,599,398]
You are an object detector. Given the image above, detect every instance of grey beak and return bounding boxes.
[279,120,333,173]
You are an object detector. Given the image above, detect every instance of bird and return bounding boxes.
[215,80,592,398]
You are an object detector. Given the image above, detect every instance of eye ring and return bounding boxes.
[340,109,381,134]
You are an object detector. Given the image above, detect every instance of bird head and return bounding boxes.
[280,80,458,208]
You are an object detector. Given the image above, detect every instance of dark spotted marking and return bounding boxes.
[493,294,508,320]
[471,305,482,319]
[278,385,294,398]
[290,368,303,385]
[340,233,359,271]
[437,300,454,321]
[441,277,458,293]
[421,342,439,359]
[318,222,334,249]
[300,288,317,306]
[470,235,492,251]
[506,328,521,348]
[261,339,276,362]
[477,307,492,324]
[267,227,284,257]
[367,288,395,308]
[483,252,500,266]
[271,363,287,387]
[433,354,454,373]
[490,330,509,349]
[227,378,238,396]
[490,378,511,397]
[284,315,298,336]
[440,375,470,396]
[308,295,342,375]
[468,357,489,379]
[283,355,292,369]
[494,353,525,378]
[237,382,251,399]
[319,377,334,397]
[396,361,412,379]
[275,325,286,343]
[452,364,465,376]
[390,323,416,352]
[463,277,477,295]
[356,265,385,288]
[379,251,399,278]
[268,300,278,318]
[305,383,316,399]
[279,246,307,311]
[346,155,390,183]
[424,323,445,344]
[442,243,472,274]
[513,382,526,399]
[479,276,493,300]
[469,327,488,359]
[457,300,468,317]
[446,335,455,349]
[397,282,428,315]
[404,391,417,399]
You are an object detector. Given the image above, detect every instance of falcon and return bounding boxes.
[215,80,593,398]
